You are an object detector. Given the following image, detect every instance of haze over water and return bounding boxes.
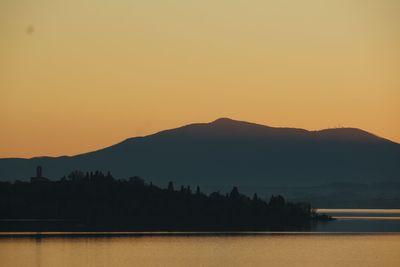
[314,209,400,232]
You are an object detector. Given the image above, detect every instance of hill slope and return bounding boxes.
[0,118,400,185]
[1,118,399,188]
[3,118,400,207]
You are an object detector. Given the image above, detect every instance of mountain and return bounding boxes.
[1,118,399,207]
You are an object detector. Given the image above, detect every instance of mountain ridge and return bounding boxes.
[2,117,400,207]
[2,118,396,160]
[116,118,394,149]
[0,118,399,191]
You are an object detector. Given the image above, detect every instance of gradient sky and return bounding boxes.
[1,0,399,158]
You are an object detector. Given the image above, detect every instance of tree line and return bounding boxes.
[0,170,328,231]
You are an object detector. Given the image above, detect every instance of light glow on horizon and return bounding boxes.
[1,0,399,158]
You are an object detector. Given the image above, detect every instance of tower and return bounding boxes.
[36,166,42,178]
[31,165,49,183]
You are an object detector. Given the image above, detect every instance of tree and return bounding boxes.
[129,176,145,186]
[253,193,258,201]
[196,186,201,195]
[186,185,192,195]
[168,181,174,192]
[269,195,285,209]
[229,186,240,199]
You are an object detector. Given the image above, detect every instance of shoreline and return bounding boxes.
[1,231,399,238]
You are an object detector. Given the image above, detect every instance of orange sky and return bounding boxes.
[1,0,399,158]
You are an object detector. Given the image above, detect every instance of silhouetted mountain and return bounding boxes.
[0,118,399,207]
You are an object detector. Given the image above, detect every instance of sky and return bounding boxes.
[1,0,399,158]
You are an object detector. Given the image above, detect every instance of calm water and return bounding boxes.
[314,209,400,232]
[1,234,400,267]
[1,209,400,267]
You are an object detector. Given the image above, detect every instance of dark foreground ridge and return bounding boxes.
[0,170,331,232]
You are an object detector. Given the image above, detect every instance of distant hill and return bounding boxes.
[1,118,399,207]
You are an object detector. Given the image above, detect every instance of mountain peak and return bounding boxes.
[209,117,262,127]
[212,117,235,123]
[207,117,268,132]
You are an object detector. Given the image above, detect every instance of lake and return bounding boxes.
[1,209,399,267]
[314,208,400,232]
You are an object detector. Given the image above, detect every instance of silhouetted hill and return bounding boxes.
[0,118,399,207]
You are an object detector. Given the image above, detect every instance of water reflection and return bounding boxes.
[35,238,42,267]
[0,234,399,267]
[1,209,400,266]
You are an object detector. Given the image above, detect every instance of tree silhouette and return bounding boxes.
[168,181,174,192]
[229,186,240,199]
[0,170,328,232]
[196,186,201,196]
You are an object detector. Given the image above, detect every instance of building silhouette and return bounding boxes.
[30,165,49,183]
